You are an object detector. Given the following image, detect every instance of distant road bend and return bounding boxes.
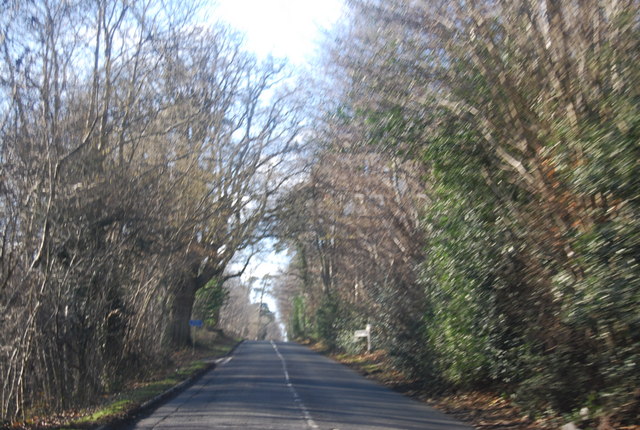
[126,341,471,430]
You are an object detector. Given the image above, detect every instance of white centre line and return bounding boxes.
[271,341,319,429]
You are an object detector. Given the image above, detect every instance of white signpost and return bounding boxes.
[354,323,371,352]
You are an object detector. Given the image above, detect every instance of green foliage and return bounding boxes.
[544,206,640,415]
[294,288,365,354]
[193,279,229,328]
[276,0,640,422]
[290,295,309,339]
[417,123,500,387]
[314,294,341,348]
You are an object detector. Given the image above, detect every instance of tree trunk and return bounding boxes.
[168,278,197,346]
[168,257,221,347]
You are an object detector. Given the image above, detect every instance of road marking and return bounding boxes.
[215,356,233,365]
[271,341,319,429]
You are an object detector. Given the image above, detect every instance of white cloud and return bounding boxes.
[211,0,344,64]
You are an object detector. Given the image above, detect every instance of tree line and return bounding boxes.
[275,0,639,424]
[0,0,301,422]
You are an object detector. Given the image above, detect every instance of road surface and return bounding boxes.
[125,341,471,430]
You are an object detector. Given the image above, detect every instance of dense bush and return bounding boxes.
[276,0,639,423]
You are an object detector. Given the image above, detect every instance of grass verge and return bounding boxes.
[7,332,239,430]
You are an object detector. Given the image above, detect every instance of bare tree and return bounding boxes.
[275,123,428,349]
[0,0,302,421]
[150,29,305,345]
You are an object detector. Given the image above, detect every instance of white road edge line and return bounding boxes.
[271,341,320,430]
[215,356,233,365]
[148,354,231,429]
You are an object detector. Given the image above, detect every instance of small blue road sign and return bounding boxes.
[189,319,203,327]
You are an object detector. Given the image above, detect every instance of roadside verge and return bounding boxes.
[3,336,241,430]
[303,341,546,430]
[95,341,241,430]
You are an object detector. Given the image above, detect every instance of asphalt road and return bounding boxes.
[125,341,471,430]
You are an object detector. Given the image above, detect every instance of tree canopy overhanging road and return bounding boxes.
[125,341,471,430]
[1,0,638,427]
